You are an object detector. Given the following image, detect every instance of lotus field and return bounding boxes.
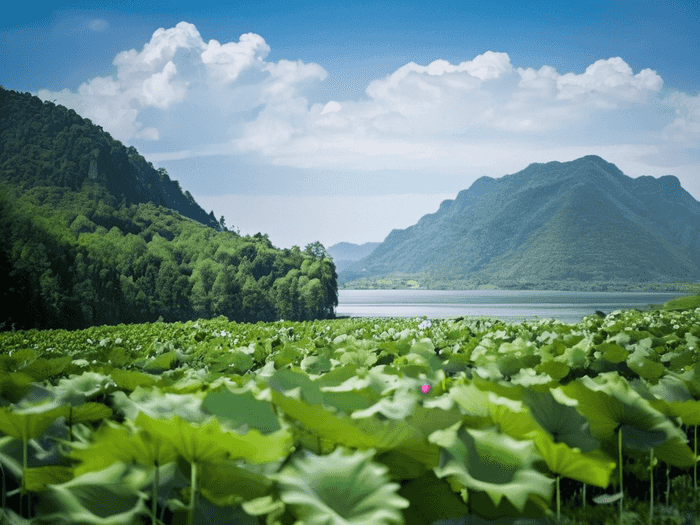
[0,304,699,525]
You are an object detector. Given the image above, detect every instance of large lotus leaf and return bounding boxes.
[531,434,616,488]
[201,384,282,435]
[198,460,274,507]
[23,465,74,492]
[650,435,697,468]
[558,373,691,465]
[0,402,69,441]
[522,387,600,452]
[483,390,614,488]
[428,422,554,515]
[133,412,294,465]
[669,364,700,400]
[111,386,208,423]
[351,389,417,420]
[269,387,440,470]
[108,369,158,393]
[241,494,286,523]
[272,446,409,525]
[55,371,117,405]
[68,419,178,475]
[36,461,151,525]
[67,403,114,425]
[649,399,700,426]
[397,471,470,525]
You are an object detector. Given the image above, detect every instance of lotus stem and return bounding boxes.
[152,461,159,525]
[22,437,29,519]
[188,462,198,525]
[556,475,560,523]
[582,482,586,508]
[649,449,653,525]
[619,427,623,525]
[666,464,670,506]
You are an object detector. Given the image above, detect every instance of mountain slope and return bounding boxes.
[0,88,338,331]
[0,87,220,230]
[327,242,381,273]
[339,155,700,290]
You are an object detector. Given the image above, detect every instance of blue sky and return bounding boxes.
[3,0,699,249]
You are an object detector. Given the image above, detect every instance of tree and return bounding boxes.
[305,241,329,259]
[219,215,227,232]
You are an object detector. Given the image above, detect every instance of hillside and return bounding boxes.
[0,87,338,331]
[327,242,380,273]
[0,87,221,230]
[339,155,700,291]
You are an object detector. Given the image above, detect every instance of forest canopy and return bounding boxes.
[0,87,338,331]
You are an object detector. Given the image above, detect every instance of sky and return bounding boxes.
[3,0,700,250]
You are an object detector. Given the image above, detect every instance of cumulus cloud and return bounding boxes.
[37,22,325,144]
[35,22,699,180]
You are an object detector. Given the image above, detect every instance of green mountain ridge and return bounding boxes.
[0,87,338,331]
[339,155,700,291]
[0,87,221,230]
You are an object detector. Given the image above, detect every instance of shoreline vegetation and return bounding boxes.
[339,275,700,294]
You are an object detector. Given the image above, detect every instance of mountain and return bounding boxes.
[0,86,220,230]
[0,87,338,330]
[327,242,381,273]
[338,155,700,291]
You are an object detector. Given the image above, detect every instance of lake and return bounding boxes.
[335,289,694,325]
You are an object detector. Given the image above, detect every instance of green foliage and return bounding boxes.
[0,90,339,331]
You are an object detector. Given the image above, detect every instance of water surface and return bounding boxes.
[336,289,692,325]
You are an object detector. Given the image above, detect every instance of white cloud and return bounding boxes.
[36,22,325,144]
[34,22,699,192]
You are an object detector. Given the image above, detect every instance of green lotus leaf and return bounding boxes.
[428,422,554,515]
[23,465,74,492]
[0,371,35,404]
[530,434,615,488]
[133,412,294,465]
[38,461,151,525]
[269,387,440,470]
[241,494,286,521]
[68,419,178,475]
[0,402,69,440]
[523,387,600,452]
[68,402,113,424]
[397,471,470,525]
[596,343,628,364]
[559,373,693,466]
[198,459,274,507]
[55,371,117,404]
[536,361,570,381]
[111,386,208,423]
[273,446,409,525]
[351,389,417,420]
[109,368,158,392]
[201,384,282,435]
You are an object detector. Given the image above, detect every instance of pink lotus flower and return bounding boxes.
[421,385,431,393]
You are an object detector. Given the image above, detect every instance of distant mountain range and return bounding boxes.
[338,155,700,291]
[327,242,381,273]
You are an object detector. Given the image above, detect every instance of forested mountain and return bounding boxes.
[327,242,380,273]
[0,87,338,331]
[339,155,700,291]
[0,87,221,230]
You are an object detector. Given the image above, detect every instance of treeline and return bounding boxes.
[0,87,338,331]
[0,182,338,331]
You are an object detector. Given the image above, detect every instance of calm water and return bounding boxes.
[336,289,693,325]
